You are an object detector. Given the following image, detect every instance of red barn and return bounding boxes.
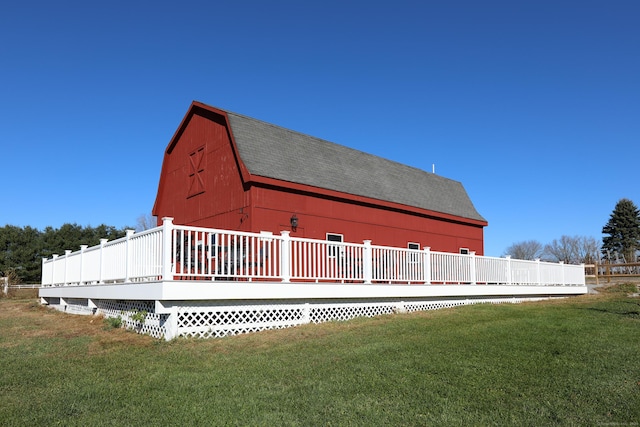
[153,101,487,254]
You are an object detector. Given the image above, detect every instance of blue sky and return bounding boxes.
[1,1,639,257]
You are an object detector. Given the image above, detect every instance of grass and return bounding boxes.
[0,286,639,426]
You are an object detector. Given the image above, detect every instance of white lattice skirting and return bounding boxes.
[44,296,548,340]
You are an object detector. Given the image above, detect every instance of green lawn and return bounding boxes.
[1,286,639,426]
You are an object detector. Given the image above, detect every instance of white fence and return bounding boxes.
[41,217,585,287]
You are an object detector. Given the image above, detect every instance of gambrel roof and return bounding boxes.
[224,108,486,223]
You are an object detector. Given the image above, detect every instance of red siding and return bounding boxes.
[154,112,251,231]
[249,185,484,255]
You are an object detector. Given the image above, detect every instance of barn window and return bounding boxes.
[408,242,420,265]
[188,146,206,198]
[459,248,470,255]
[326,233,343,257]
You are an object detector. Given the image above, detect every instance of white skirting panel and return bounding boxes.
[43,293,555,340]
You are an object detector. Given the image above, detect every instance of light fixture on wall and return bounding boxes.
[290,214,298,232]
[239,207,249,224]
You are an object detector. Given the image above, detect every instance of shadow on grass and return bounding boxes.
[586,300,640,319]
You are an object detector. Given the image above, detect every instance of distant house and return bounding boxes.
[153,101,487,254]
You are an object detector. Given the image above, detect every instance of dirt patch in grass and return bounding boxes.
[0,299,156,351]
[0,288,38,299]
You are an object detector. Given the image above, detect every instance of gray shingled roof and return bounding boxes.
[225,110,486,223]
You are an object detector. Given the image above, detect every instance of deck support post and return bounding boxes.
[303,303,310,324]
[164,305,179,341]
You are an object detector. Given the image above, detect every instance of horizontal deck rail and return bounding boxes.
[41,217,586,287]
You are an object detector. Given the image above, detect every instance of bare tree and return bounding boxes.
[503,240,544,260]
[544,235,600,264]
[135,213,158,232]
[544,236,578,264]
[576,236,600,264]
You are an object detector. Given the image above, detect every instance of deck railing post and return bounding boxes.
[560,261,565,286]
[98,239,107,284]
[535,258,541,286]
[470,251,476,285]
[423,247,431,285]
[280,231,291,282]
[79,245,88,286]
[41,258,47,287]
[363,240,372,284]
[506,255,512,285]
[64,250,71,286]
[52,254,58,286]
[124,230,135,283]
[161,217,174,281]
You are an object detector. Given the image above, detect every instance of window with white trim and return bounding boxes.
[408,242,421,265]
[326,233,343,258]
[459,248,470,255]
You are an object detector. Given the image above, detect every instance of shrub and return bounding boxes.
[103,315,123,330]
[129,309,148,324]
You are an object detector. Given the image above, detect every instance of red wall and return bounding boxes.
[249,185,484,255]
[154,106,485,255]
[154,111,251,231]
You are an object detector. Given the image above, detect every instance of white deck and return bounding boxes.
[39,218,587,339]
[39,280,587,313]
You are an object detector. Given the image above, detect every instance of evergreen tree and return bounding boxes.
[1,223,129,283]
[601,198,640,262]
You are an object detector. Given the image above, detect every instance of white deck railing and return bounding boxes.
[41,217,586,287]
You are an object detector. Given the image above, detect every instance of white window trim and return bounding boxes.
[326,233,344,258]
[326,233,344,242]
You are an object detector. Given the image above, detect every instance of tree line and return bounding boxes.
[1,214,156,284]
[0,224,129,284]
[504,198,640,264]
[503,236,600,264]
